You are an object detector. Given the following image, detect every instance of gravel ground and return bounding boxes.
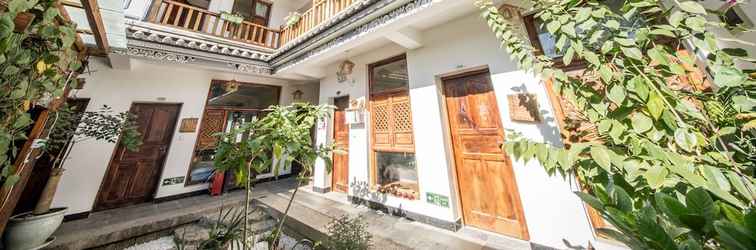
[123,234,311,250]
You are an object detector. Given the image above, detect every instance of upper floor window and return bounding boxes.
[233,0,272,26]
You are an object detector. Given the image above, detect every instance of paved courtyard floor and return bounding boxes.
[47,178,534,250]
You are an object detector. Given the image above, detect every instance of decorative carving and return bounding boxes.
[227,63,272,74]
[116,47,196,64]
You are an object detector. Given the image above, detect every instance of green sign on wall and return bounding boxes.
[426,192,449,207]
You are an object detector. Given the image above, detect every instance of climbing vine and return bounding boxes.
[477,0,755,248]
[0,0,82,188]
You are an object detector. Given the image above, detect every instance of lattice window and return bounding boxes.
[197,109,225,149]
[373,103,391,132]
[392,101,413,132]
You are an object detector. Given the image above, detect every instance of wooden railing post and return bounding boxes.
[146,0,163,22]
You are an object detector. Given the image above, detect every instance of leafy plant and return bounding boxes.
[476,0,755,248]
[324,215,372,250]
[213,103,335,250]
[0,0,82,189]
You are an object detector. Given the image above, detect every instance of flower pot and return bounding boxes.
[4,207,67,250]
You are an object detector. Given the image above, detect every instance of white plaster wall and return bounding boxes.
[314,13,628,250]
[52,58,312,215]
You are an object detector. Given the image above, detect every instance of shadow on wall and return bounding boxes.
[510,83,562,146]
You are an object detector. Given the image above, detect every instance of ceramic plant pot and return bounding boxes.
[4,207,67,250]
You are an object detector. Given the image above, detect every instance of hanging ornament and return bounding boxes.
[337,59,355,83]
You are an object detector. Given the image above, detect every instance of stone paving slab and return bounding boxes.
[44,178,533,250]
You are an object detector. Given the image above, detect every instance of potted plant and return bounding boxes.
[283,12,302,29]
[3,105,141,250]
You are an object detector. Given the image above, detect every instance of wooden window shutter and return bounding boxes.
[371,91,415,152]
[197,109,226,149]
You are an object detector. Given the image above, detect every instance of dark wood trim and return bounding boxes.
[63,211,91,222]
[81,0,110,53]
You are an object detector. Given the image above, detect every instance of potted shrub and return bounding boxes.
[4,105,141,250]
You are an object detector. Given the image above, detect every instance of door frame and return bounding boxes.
[437,67,530,240]
[331,95,350,193]
[93,102,182,211]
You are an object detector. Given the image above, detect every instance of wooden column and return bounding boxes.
[81,0,110,53]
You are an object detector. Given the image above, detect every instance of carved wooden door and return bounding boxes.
[332,96,350,192]
[442,70,529,240]
[95,103,180,210]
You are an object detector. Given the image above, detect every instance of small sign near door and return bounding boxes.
[507,93,541,123]
[179,118,199,133]
[427,192,449,207]
[162,176,185,186]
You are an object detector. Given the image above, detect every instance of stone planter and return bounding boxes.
[4,207,67,250]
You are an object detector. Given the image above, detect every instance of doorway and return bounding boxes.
[331,96,350,193]
[441,69,529,240]
[94,103,181,211]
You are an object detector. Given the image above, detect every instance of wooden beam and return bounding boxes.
[56,2,88,55]
[81,0,109,53]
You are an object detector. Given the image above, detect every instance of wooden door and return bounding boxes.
[331,96,349,193]
[442,70,529,240]
[95,103,180,210]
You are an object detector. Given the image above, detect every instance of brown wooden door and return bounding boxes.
[95,103,181,210]
[442,70,529,240]
[332,96,349,193]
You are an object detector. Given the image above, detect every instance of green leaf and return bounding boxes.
[575,7,591,22]
[575,191,604,210]
[563,47,574,65]
[8,0,37,14]
[669,11,684,27]
[599,65,613,83]
[727,172,752,201]
[547,21,561,34]
[605,20,620,30]
[631,113,653,133]
[601,40,614,54]
[674,129,697,152]
[647,92,665,120]
[715,66,747,87]
[2,174,19,187]
[583,51,600,66]
[714,221,756,250]
[590,145,612,172]
[732,95,756,112]
[686,187,716,218]
[702,166,730,192]
[0,15,14,39]
[679,1,707,15]
[643,165,667,189]
[685,16,706,32]
[608,85,626,105]
[621,47,643,61]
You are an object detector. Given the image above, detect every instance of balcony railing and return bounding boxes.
[145,0,359,50]
[280,0,356,45]
[147,0,282,49]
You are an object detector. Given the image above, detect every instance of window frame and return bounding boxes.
[367,54,420,200]
[522,13,586,71]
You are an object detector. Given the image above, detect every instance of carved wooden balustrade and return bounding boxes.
[279,0,356,45]
[145,0,360,50]
[147,0,282,49]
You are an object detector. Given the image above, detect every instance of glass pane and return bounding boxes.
[370,58,408,94]
[255,2,269,17]
[232,0,254,19]
[534,20,561,59]
[376,151,418,199]
[207,82,279,109]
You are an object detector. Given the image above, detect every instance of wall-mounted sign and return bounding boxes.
[507,93,541,123]
[179,118,199,133]
[162,176,185,186]
[426,192,449,207]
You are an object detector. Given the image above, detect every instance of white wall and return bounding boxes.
[314,13,628,250]
[52,58,313,215]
